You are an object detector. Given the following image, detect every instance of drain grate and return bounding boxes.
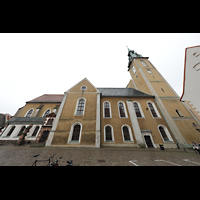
[98,159,106,163]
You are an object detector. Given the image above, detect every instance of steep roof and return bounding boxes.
[26,94,64,103]
[97,88,154,97]
[26,87,153,103]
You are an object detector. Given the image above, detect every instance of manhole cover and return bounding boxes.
[98,159,106,162]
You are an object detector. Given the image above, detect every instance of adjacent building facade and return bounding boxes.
[1,48,200,148]
[180,45,200,121]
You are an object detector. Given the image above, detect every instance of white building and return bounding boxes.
[180,45,200,121]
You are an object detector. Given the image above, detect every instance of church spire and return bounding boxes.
[126,46,130,52]
[127,46,143,69]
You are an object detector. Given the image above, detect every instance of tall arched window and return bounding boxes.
[104,125,114,142]
[118,102,127,118]
[104,101,111,118]
[147,101,161,118]
[158,125,173,142]
[72,124,81,141]
[122,126,130,141]
[17,126,26,136]
[25,109,34,117]
[32,126,40,137]
[68,122,82,143]
[76,99,85,115]
[133,102,142,117]
[7,126,16,137]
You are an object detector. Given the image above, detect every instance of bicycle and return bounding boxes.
[48,156,63,166]
[32,153,57,166]
[32,153,73,166]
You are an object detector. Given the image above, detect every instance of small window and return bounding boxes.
[81,86,87,91]
[17,126,26,137]
[104,102,111,118]
[71,125,81,141]
[32,126,40,137]
[118,102,127,118]
[76,99,85,115]
[140,60,147,66]
[175,109,183,117]
[25,109,34,117]
[104,125,114,142]
[147,69,152,74]
[132,66,136,74]
[43,109,51,117]
[7,126,16,137]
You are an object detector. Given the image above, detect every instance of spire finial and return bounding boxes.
[126,46,130,52]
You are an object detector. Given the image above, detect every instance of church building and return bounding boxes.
[1,48,200,149]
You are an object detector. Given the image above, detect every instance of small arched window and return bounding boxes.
[32,126,40,137]
[17,126,26,136]
[25,109,34,117]
[43,109,51,117]
[140,60,147,66]
[7,126,16,137]
[76,99,85,115]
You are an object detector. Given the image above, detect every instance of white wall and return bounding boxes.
[0,124,42,140]
[182,46,200,115]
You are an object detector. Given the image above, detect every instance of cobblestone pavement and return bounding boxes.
[0,145,200,166]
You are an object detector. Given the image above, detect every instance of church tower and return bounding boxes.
[127,47,200,147]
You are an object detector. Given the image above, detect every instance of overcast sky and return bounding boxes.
[0,33,199,115]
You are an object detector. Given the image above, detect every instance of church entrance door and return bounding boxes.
[144,135,154,148]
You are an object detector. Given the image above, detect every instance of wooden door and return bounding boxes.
[144,135,154,148]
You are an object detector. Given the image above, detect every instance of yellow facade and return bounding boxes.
[16,103,60,118]
[51,78,98,147]
[128,54,200,146]
[100,96,174,147]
